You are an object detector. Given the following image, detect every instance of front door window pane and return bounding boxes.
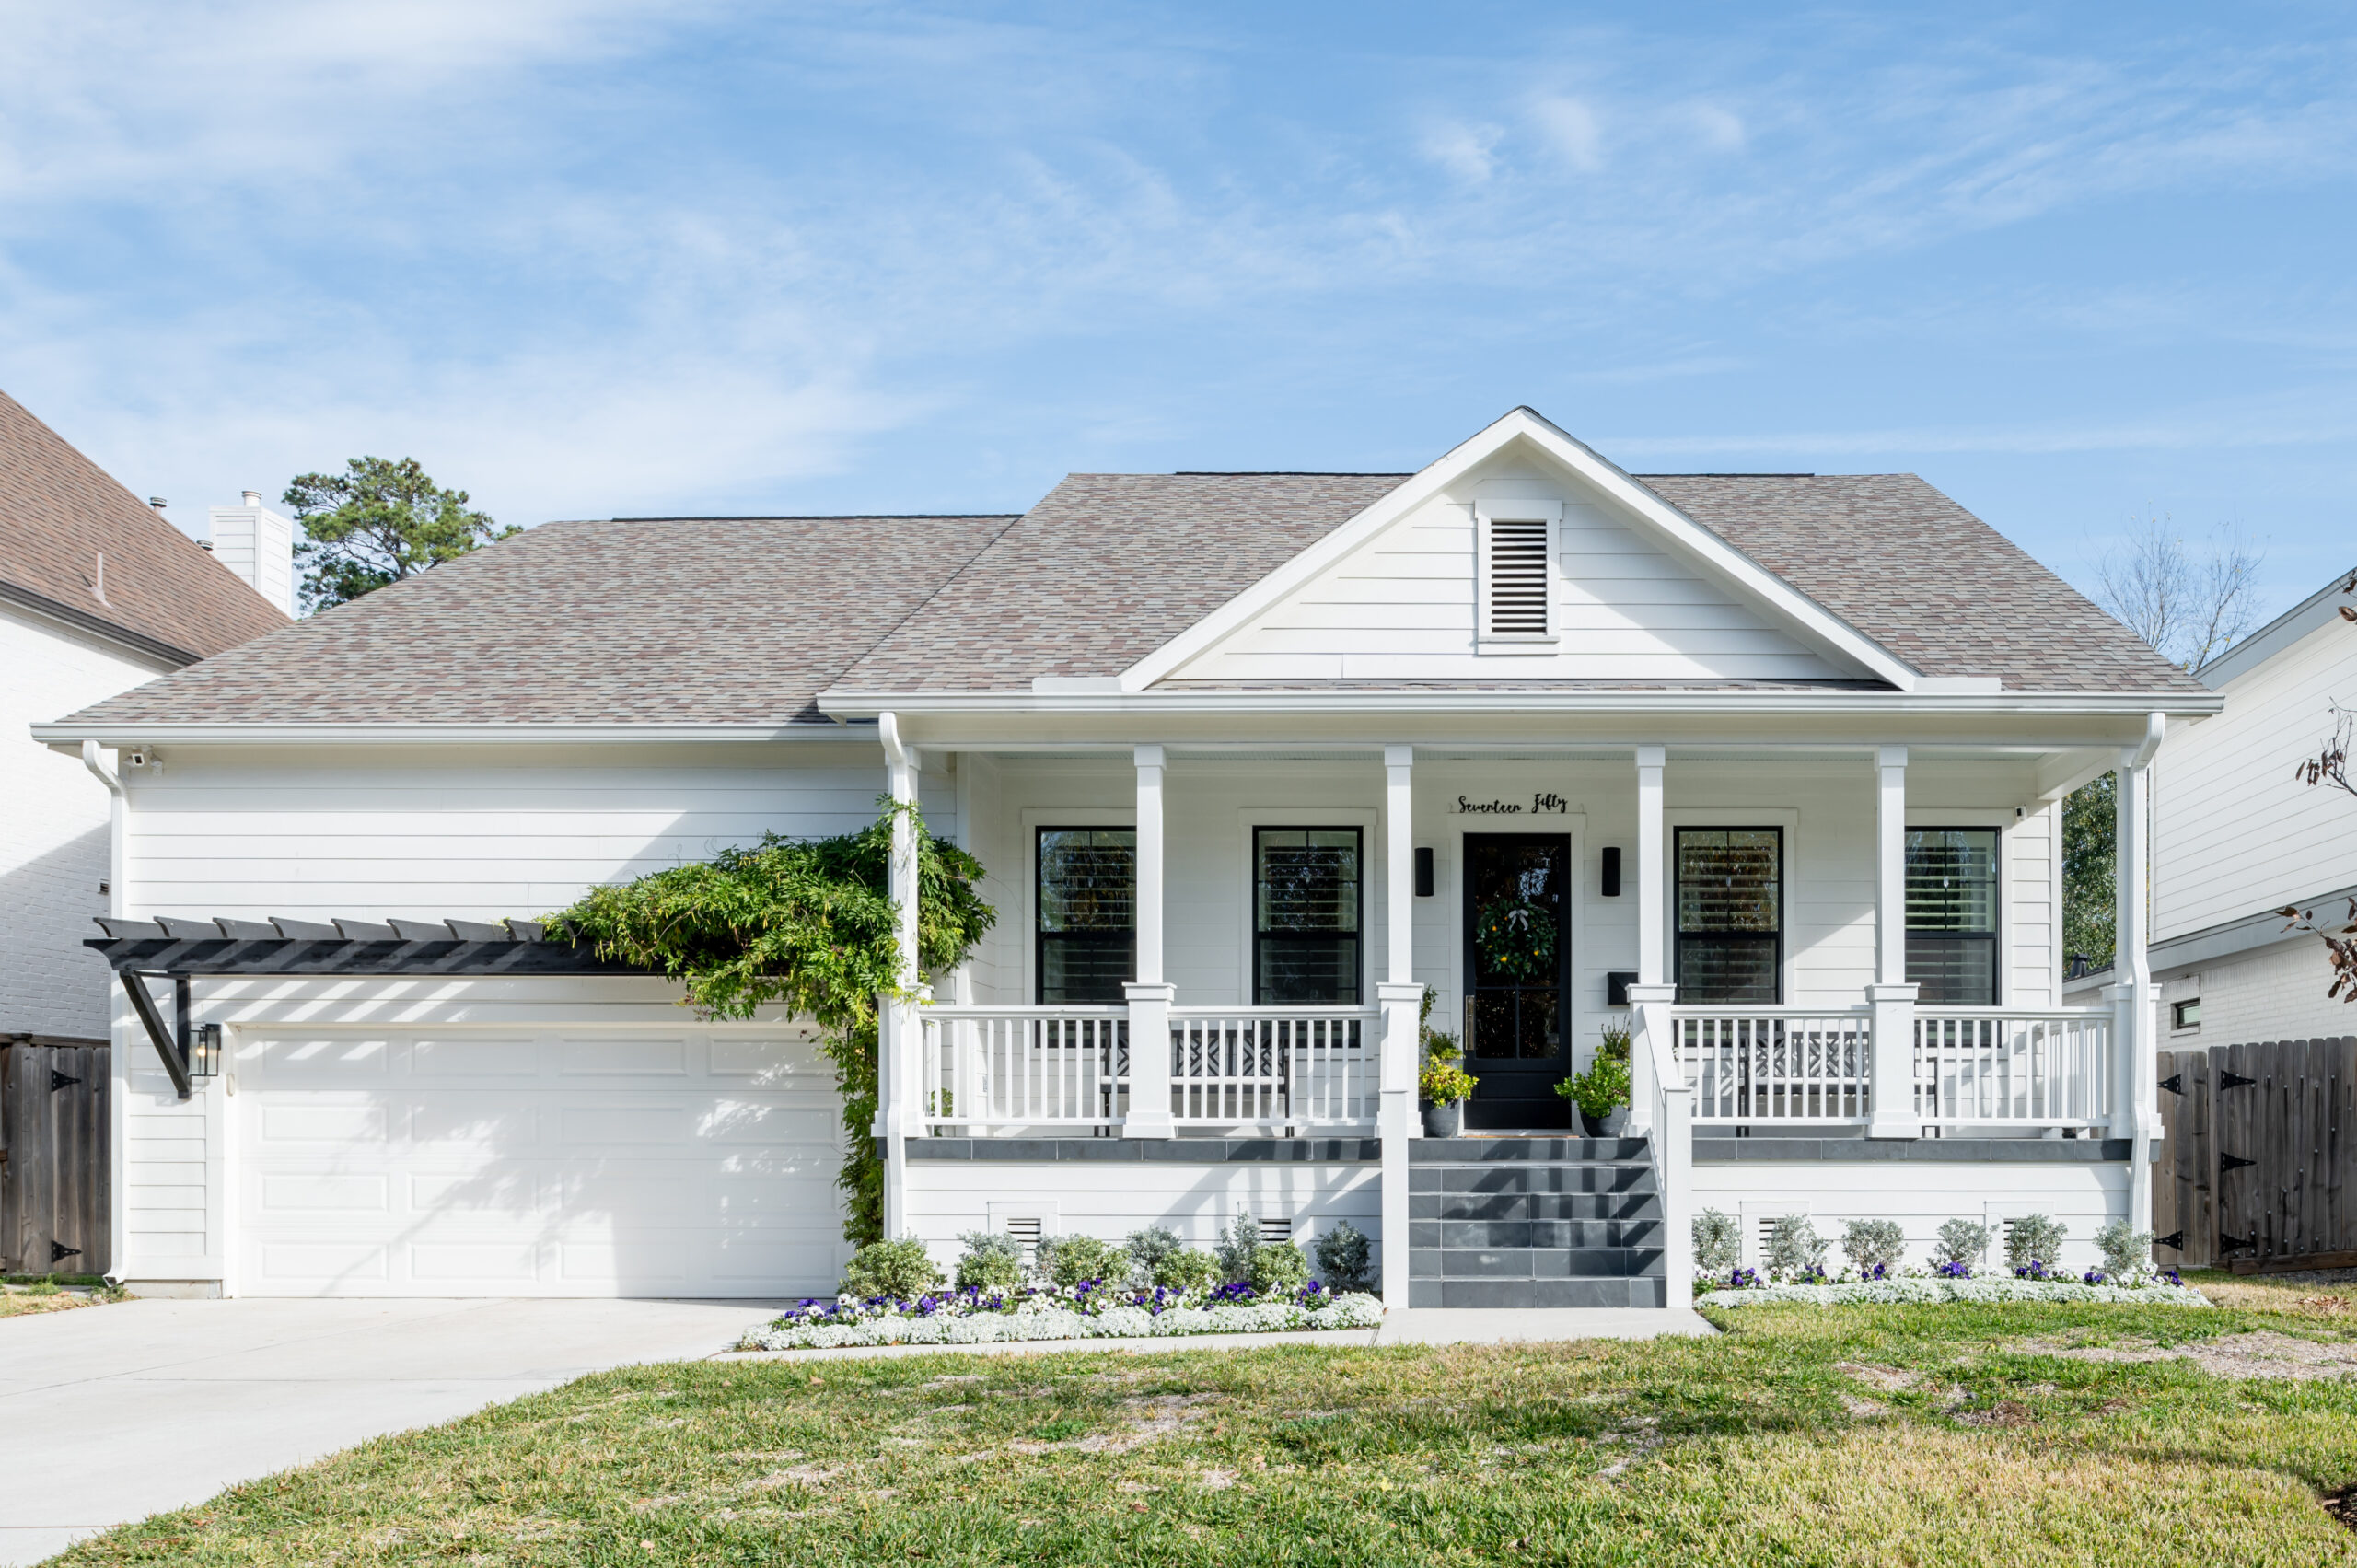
[1038,828,1134,1004]
[1676,828,1782,1004]
[1254,828,1361,1004]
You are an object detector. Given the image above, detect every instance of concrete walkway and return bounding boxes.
[0,1297,784,1566]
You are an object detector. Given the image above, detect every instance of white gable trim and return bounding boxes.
[1118,407,1922,693]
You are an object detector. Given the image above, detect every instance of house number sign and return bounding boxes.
[1452,793,1572,816]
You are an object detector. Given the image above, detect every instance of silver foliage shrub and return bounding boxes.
[2005,1213,2067,1272]
[1213,1214,1262,1282]
[1693,1208,1741,1275]
[1764,1214,1829,1279]
[1932,1218,1992,1271]
[953,1229,1026,1292]
[2094,1218,2154,1279]
[1122,1225,1185,1286]
[1312,1220,1376,1294]
[1841,1218,1906,1276]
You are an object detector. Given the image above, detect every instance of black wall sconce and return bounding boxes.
[1413,846,1434,898]
[1600,846,1622,898]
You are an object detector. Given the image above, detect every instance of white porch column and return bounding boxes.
[1866,745,1922,1138]
[1377,745,1421,1309]
[877,713,921,1239]
[2108,713,2165,1231]
[1627,745,1668,1136]
[1123,745,1176,1137]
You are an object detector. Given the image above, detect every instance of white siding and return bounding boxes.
[0,606,173,1040]
[2154,617,2357,937]
[1171,455,1853,684]
[1694,1159,2129,1273]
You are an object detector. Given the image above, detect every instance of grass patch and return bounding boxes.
[0,1277,122,1319]
[2185,1267,2357,1320]
[53,1298,2357,1565]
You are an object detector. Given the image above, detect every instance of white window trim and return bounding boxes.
[1018,806,1134,1009]
[1234,806,1380,1009]
[1474,498,1561,653]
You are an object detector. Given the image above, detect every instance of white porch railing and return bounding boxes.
[1670,1007,1874,1123]
[916,1003,1377,1134]
[1913,1009,2111,1127]
[917,1006,1128,1133]
[1167,1005,1378,1131]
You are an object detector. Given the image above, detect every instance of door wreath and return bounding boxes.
[1474,898,1557,981]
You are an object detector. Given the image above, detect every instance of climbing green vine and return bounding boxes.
[542,799,995,1246]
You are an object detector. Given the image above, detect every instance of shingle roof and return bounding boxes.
[52,460,2197,729]
[60,514,1016,726]
[1632,473,2201,695]
[0,387,288,660]
[836,472,1408,691]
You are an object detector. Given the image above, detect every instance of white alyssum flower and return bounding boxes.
[1696,1276,2210,1309]
[738,1292,1384,1351]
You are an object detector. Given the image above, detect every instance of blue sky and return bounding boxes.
[5,1,2354,621]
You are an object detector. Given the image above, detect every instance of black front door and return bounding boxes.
[1462,833,1572,1130]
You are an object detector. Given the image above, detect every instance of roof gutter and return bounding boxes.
[0,580,202,668]
[32,720,878,749]
[816,689,2225,720]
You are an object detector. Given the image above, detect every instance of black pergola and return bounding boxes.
[85,926,652,1100]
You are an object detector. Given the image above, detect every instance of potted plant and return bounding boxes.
[1555,1022,1631,1136]
[1418,985,1476,1136]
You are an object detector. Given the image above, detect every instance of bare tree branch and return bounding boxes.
[2093,516,2265,670]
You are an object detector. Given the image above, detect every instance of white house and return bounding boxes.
[2125,568,2357,1048]
[2,388,288,1051]
[33,409,2215,1307]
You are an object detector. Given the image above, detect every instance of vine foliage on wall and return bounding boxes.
[543,799,995,1246]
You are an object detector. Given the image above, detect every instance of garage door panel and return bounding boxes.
[560,1037,688,1075]
[241,1028,842,1297]
[412,1038,540,1077]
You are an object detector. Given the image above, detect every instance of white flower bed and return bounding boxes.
[1698,1276,2211,1309]
[740,1293,1385,1351]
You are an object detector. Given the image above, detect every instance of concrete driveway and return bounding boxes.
[0,1297,784,1566]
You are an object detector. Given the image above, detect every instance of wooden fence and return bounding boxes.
[0,1039,110,1277]
[2155,1037,2355,1273]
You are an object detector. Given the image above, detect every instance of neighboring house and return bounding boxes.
[2097,569,2357,1048]
[1,388,289,1049]
[34,408,2214,1305]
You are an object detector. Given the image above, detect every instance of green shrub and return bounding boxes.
[1213,1214,1262,1282]
[2005,1213,2067,1272]
[1037,1234,1131,1288]
[1554,1052,1631,1116]
[838,1238,943,1301]
[1123,1225,1184,1285]
[1150,1247,1223,1293]
[1311,1220,1376,1294]
[2094,1217,2152,1280]
[1842,1218,1906,1275]
[1693,1209,1740,1275]
[953,1230,1026,1292]
[1932,1218,1991,1271]
[1764,1214,1828,1279]
[1248,1242,1310,1294]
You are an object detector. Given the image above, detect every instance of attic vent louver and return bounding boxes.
[1486,521,1550,634]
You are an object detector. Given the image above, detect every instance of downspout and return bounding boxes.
[876,714,918,1240]
[2119,711,2165,1240]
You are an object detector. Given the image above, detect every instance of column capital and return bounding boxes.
[1133,743,1166,771]
[1376,980,1426,1005]
[1121,981,1176,1003]
[1383,743,1414,770]
[1877,743,1908,770]
[1634,743,1666,771]
[1625,982,1678,1005]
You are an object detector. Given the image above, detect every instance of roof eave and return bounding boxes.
[817,688,2224,719]
[29,720,876,748]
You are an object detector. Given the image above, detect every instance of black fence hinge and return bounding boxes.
[2154,1230,2185,1251]
[2221,1153,2257,1172]
[51,1069,83,1092]
[2220,1070,2259,1090]
[2157,1074,2184,1096]
[2219,1232,2252,1253]
[49,1240,80,1264]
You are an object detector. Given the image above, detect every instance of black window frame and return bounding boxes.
[1034,826,1136,1005]
[1904,825,2002,1006]
[1674,826,1783,1005]
[1251,825,1364,1005]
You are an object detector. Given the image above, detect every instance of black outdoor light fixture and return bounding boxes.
[1601,846,1622,898]
[1414,846,1434,898]
[191,1023,223,1080]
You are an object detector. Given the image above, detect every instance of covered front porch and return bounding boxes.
[866,716,2169,1305]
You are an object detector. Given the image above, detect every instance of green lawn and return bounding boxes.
[0,1278,119,1320]
[57,1294,2357,1567]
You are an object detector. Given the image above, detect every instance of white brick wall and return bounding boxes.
[2158,936,2357,1049]
[0,607,172,1039]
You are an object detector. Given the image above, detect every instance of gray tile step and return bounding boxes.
[1410,1164,1657,1196]
[1408,1246,1665,1280]
[1411,1136,1652,1164]
[1412,1191,1664,1223]
[1407,1277,1670,1309]
[1410,1219,1661,1251]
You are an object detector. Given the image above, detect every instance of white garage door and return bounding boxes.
[236,1028,850,1297]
